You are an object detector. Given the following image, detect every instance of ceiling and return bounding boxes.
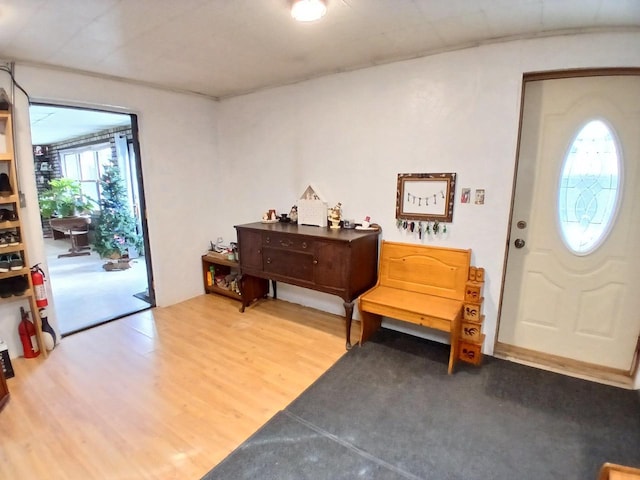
[29,105,131,145]
[4,1,640,145]
[0,0,638,101]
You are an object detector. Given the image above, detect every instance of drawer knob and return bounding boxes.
[265,236,271,243]
[313,259,318,265]
[266,258,272,264]
[302,242,307,249]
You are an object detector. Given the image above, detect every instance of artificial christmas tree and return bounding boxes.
[93,161,143,269]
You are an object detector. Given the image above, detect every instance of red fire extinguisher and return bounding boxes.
[30,264,48,308]
[19,307,40,358]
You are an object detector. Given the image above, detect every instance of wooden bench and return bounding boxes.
[598,463,640,480]
[358,241,476,374]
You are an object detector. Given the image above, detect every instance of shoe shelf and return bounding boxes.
[0,243,25,254]
[0,268,29,278]
[0,108,47,358]
[0,289,34,304]
[0,195,18,204]
[0,222,19,231]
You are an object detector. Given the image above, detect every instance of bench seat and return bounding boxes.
[359,286,463,332]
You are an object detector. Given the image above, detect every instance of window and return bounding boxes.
[61,144,112,207]
[557,120,621,255]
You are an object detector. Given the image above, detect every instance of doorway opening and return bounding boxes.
[29,103,155,336]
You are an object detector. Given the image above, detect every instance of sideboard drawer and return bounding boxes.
[263,232,312,252]
[263,247,314,282]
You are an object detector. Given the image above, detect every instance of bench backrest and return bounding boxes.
[377,241,471,301]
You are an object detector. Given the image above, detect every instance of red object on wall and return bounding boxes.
[31,264,48,308]
[18,307,40,359]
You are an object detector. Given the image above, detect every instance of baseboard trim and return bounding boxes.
[494,342,634,389]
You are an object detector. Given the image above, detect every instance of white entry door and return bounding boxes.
[498,75,640,371]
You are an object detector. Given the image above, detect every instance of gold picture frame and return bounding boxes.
[396,172,456,222]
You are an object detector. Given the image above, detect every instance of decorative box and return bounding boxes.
[463,300,483,321]
[298,184,327,227]
[459,336,484,365]
[465,282,483,302]
[461,321,483,342]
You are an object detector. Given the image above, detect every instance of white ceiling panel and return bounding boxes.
[29,105,130,145]
[0,0,637,99]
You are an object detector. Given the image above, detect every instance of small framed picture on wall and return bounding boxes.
[461,188,471,204]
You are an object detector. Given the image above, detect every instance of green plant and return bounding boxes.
[93,161,143,259]
[38,178,96,218]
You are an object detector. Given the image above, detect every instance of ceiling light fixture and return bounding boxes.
[291,0,327,22]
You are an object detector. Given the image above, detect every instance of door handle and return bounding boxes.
[514,239,525,249]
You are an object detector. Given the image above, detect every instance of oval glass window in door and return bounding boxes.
[557,119,621,255]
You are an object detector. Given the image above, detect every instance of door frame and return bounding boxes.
[130,114,155,306]
[494,67,640,385]
[29,101,156,332]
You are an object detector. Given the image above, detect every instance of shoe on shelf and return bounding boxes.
[9,253,23,271]
[0,255,9,273]
[0,208,17,222]
[0,235,7,248]
[0,173,12,197]
[5,231,19,246]
[0,278,11,298]
[11,275,28,296]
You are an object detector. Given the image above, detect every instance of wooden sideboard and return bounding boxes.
[235,222,380,348]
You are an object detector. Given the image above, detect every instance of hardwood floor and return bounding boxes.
[0,295,357,479]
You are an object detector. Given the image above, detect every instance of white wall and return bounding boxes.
[215,31,640,356]
[0,65,220,358]
[1,31,639,365]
